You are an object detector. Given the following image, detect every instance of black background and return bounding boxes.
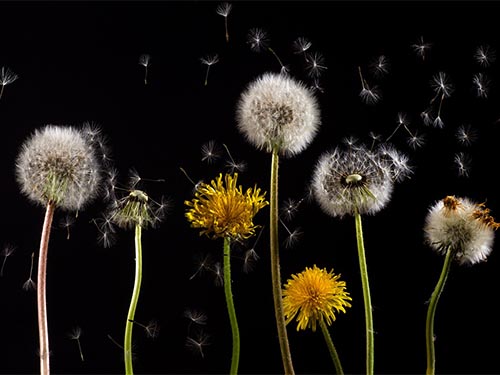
[1,1,500,374]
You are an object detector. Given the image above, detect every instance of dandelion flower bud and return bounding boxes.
[312,144,397,218]
[16,125,101,211]
[236,72,321,156]
[424,195,498,265]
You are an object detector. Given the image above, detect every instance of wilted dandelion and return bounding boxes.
[0,244,16,277]
[236,71,321,375]
[0,66,18,101]
[185,173,268,375]
[358,66,381,105]
[200,54,219,86]
[474,44,495,67]
[68,326,84,362]
[22,252,36,291]
[216,2,232,42]
[16,125,102,375]
[105,177,166,375]
[412,36,431,61]
[283,265,352,373]
[472,73,490,98]
[424,196,498,374]
[139,54,151,85]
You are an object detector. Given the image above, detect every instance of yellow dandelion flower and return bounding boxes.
[283,265,352,332]
[185,173,268,240]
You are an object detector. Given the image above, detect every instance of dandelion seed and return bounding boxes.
[280,198,304,221]
[421,109,434,126]
[68,326,84,362]
[310,78,325,93]
[431,72,453,98]
[22,252,36,291]
[456,124,478,146]
[189,252,213,280]
[368,131,382,149]
[201,140,222,164]
[358,66,381,105]
[412,36,431,61]
[129,319,160,339]
[454,152,472,177]
[407,132,426,150]
[432,115,444,129]
[474,45,495,67]
[386,112,409,142]
[280,219,302,249]
[59,214,76,240]
[0,66,18,101]
[139,54,151,85]
[247,28,286,73]
[342,136,359,148]
[216,2,232,42]
[222,143,246,173]
[370,55,390,76]
[305,51,328,78]
[212,262,223,287]
[472,73,490,98]
[185,331,210,358]
[0,244,16,277]
[200,54,219,86]
[292,36,312,56]
[242,247,260,273]
[184,309,208,326]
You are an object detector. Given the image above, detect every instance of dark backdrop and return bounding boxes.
[1,1,499,374]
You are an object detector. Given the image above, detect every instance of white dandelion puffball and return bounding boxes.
[236,72,321,156]
[312,144,395,218]
[16,125,101,211]
[424,196,497,265]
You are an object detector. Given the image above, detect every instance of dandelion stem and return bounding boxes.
[223,236,240,375]
[425,246,453,375]
[37,202,55,375]
[270,146,295,375]
[124,224,143,375]
[319,318,344,375]
[354,208,374,375]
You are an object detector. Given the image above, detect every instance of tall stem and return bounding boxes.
[124,224,143,375]
[223,237,240,375]
[270,146,295,374]
[425,246,453,375]
[319,318,344,375]
[354,209,374,375]
[37,202,55,375]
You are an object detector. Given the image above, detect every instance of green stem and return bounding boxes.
[124,224,143,375]
[37,202,55,375]
[270,147,295,375]
[319,318,344,375]
[354,209,374,375]
[425,246,453,375]
[223,237,240,375]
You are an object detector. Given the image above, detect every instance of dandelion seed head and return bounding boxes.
[283,265,352,331]
[424,196,498,265]
[236,72,321,157]
[108,189,163,230]
[16,125,102,211]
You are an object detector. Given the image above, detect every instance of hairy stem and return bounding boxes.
[319,318,344,375]
[223,237,240,375]
[270,146,295,375]
[38,202,55,375]
[124,224,143,375]
[354,209,374,375]
[426,246,453,375]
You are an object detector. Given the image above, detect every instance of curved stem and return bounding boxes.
[124,224,143,375]
[319,318,344,375]
[426,246,453,375]
[270,147,295,375]
[37,202,55,375]
[354,209,374,375]
[223,237,240,375]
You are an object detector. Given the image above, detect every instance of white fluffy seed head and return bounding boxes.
[16,125,101,211]
[236,72,321,157]
[312,144,394,218]
[424,196,497,266]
